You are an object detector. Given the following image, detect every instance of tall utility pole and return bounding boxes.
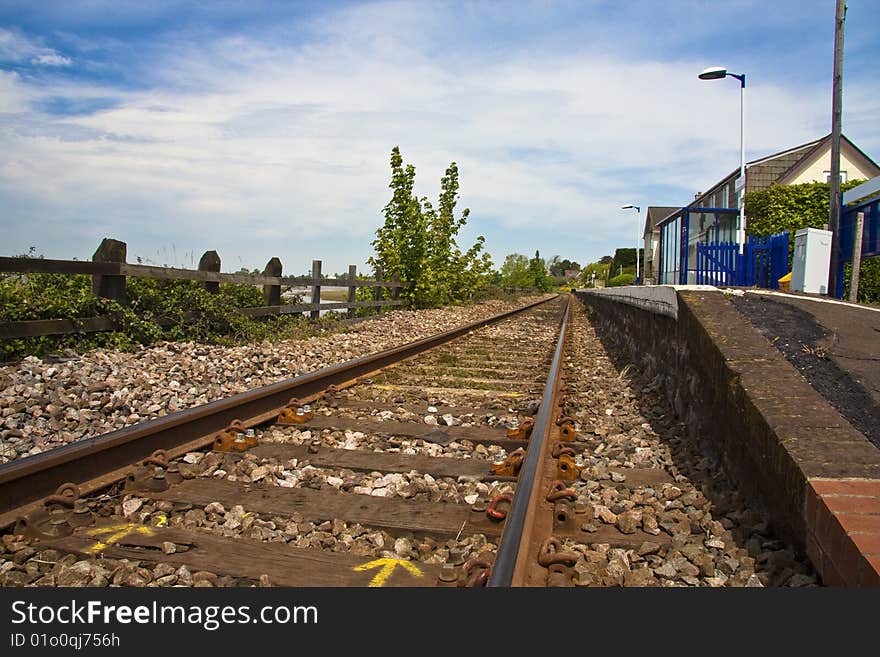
[827,0,846,297]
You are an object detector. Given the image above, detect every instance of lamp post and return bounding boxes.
[699,66,746,254]
[621,204,641,284]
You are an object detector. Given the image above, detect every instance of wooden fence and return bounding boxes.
[0,238,406,340]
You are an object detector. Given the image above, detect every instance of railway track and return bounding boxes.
[0,295,570,587]
[0,293,816,588]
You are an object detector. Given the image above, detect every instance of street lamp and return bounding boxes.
[621,205,641,284]
[699,66,746,253]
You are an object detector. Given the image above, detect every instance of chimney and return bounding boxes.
[694,192,703,200]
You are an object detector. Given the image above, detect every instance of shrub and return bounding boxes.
[843,256,880,305]
[0,270,319,361]
[606,273,637,287]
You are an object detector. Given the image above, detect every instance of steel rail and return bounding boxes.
[487,294,570,587]
[0,295,557,519]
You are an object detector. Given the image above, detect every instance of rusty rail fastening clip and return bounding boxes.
[506,417,535,440]
[212,419,259,452]
[486,493,513,521]
[545,480,578,503]
[556,415,577,440]
[461,555,494,587]
[537,537,579,568]
[277,398,315,425]
[125,449,183,493]
[44,482,79,509]
[546,481,579,533]
[551,443,576,459]
[547,563,576,587]
[551,444,583,481]
[490,448,527,477]
[15,483,94,541]
[142,449,169,469]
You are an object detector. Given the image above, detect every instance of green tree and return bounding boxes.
[369,147,492,307]
[370,147,427,302]
[499,253,532,288]
[579,260,611,287]
[528,250,551,291]
[608,248,639,280]
[548,257,581,277]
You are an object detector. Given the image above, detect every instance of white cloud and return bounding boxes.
[0,70,29,113]
[0,28,72,67]
[1,3,877,271]
[31,53,72,67]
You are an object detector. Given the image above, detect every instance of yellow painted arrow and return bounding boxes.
[83,522,154,554]
[353,558,424,587]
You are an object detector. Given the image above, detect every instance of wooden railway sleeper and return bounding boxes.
[212,419,259,452]
[437,563,459,587]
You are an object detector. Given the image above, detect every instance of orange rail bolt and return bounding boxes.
[486,493,513,521]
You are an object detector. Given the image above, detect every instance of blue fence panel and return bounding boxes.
[696,231,787,288]
[769,231,790,289]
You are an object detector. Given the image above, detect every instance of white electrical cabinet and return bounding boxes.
[791,228,832,294]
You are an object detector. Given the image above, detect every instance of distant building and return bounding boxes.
[563,269,581,280]
[655,133,880,285]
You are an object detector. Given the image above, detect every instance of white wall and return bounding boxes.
[786,142,878,185]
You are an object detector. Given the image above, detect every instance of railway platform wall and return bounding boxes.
[576,286,880,587]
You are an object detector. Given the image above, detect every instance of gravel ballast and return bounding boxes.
[0,296,550,464]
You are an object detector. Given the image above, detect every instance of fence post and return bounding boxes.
[92,238,127,302]
[391,273,400,308]
[374,266,383,315]
[347,265,357,319]
[849,212,865,303]
[263,257,282,306]
[310,260,322,320]
[198,251,221,294]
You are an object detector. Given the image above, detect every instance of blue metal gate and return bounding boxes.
[744,232,790,289]
[696,231,789,288]
[695,241,738,285]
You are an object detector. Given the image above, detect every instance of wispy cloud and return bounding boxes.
[31,53,72,67]
[0,27,72,67]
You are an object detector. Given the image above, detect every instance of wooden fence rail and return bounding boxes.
[0,238,407,340]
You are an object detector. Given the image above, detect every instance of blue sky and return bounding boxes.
[1,0,878,275]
